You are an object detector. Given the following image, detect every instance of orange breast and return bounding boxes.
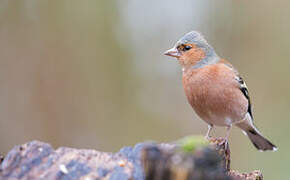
[182,63,248,126]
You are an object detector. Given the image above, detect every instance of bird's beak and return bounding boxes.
[164,47,181,58]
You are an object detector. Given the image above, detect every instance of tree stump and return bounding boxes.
[0,137,263,180]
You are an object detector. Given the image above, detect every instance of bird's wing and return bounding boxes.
[235,75,253,120]
[220,59,253,120]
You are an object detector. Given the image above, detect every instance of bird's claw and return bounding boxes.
[218,138,229,150]
[204,135,211,140]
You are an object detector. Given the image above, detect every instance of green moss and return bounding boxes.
[178,135,209,153]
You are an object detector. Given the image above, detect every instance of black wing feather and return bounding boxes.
[237,76,253,119]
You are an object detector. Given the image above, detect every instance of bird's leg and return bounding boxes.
[225,125,232,141]
[219,125,232,148]
[205,124,213,140]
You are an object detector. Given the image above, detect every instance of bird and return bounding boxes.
[164,31,277,151]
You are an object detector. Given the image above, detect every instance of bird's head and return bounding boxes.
[164,31,219,68]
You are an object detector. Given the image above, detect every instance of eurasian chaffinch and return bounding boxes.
[164,31,277,151]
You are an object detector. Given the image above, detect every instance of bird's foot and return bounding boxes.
[217,138,230,151]
[205,137,230,151]
[204,135,212,140]
[218,138,227,146]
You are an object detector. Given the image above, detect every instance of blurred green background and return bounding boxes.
[0,0,289,179]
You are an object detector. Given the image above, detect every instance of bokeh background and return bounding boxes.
[0,0,289,179]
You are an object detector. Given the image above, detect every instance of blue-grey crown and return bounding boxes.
[175,31,211,50]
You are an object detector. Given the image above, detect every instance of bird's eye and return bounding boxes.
[183,45,192,51]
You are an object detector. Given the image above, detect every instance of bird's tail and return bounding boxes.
[236,117,277,151]
[246,128,277,151]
